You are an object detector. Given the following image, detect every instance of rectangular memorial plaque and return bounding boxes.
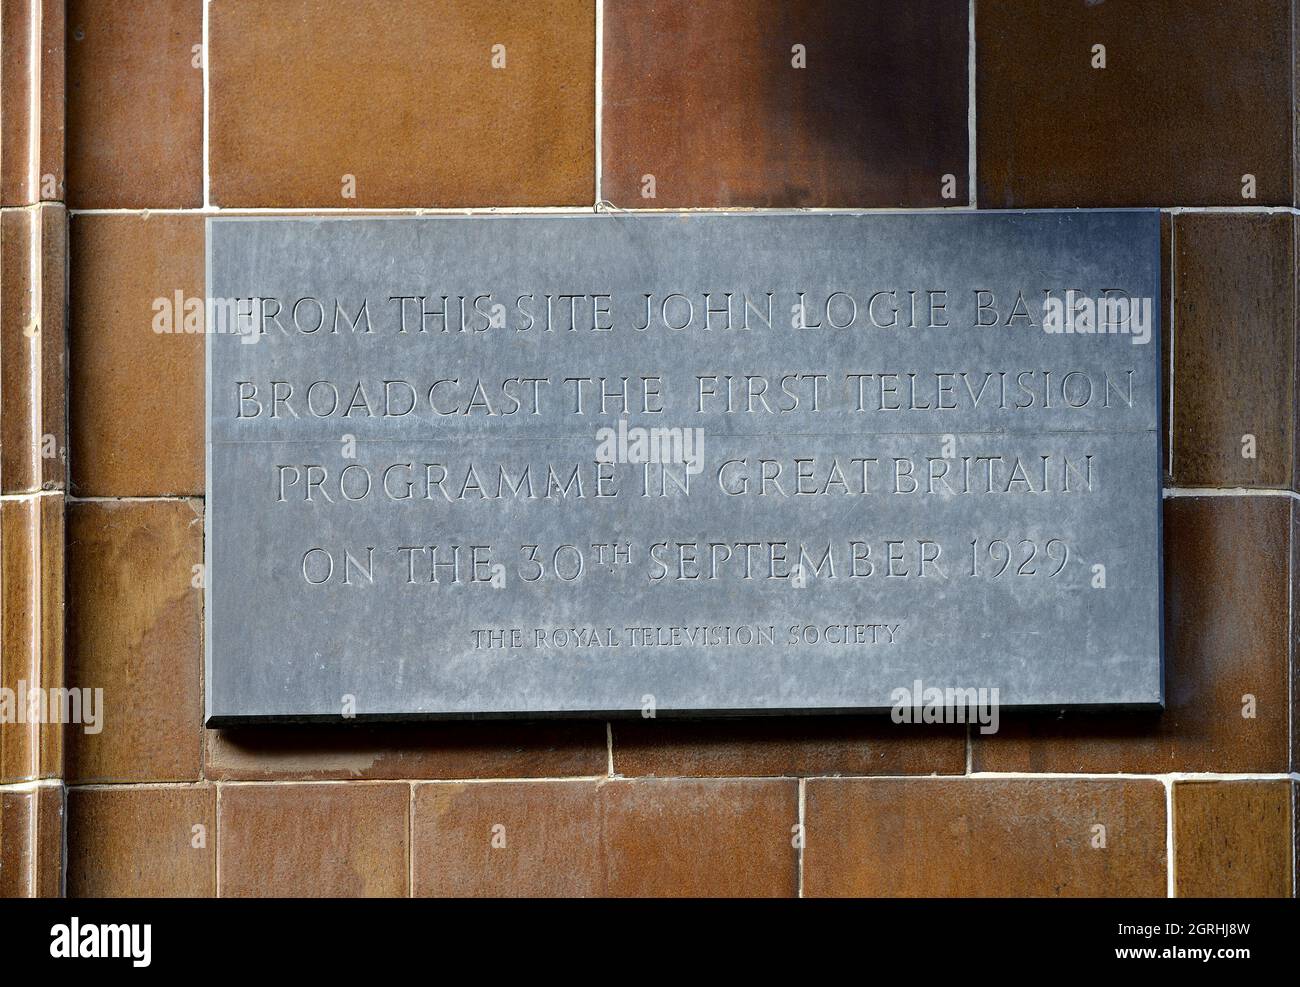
[205,212,1163,723]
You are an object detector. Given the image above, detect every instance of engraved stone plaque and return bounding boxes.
[205,212,1163,723]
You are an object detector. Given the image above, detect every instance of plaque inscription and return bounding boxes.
[205,212,1162,722]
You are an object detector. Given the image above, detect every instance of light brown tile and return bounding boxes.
[209,0,594,207]
[1,0,65,205]
[218,783,409,897]
[612,717,965,777]
[67,785,214,896]
[1,204,67,494]
[0,784,63,897]
[69,212,204,496]
[804,778,1167,897]
[1174,780,1293,898]
[66,0,203,208]
[206,722,607,781]
[65,499,203,782]
[413,779,798,897]
[1,495,64,784]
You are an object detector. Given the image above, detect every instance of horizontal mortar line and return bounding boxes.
[66,204,1300,217]
[66,494,199,503]
[0,489,66,501]
[0,779,64,792]
[1163,486,1298,500]
[59,772,1300,790]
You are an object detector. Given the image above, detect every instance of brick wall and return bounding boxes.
[1,0,1296,898]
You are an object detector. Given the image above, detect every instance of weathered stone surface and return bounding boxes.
[207,212,1163,721]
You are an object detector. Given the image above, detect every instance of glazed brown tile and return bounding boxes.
[804,779,1166,897]
[413,779,798,896]
[209,0,594,207]
[1171,214,1296,487]
[977,0,1293,207]
[602,0,967,208]
[1,0,65,205]
[611,717,964,777]
[69,213,204,496]
[1,495,64,784]
[65,499,203,783]
[974,497,1289,774]
[67,785,214,897]
[65,0,203,208]
[1173,781,1293,897]
[0,784,63,897]
[1,205,68,494]
[218,783,409,897]
[206,721,607,781]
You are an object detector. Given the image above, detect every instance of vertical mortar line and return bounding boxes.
[797,777,806,899]
[214,781,221,897]
[965,722,972,774]
[605,721,615,776]
[594,0,603,208]
[29,0,42,201]
[408,781,415,898]
[1164,777,1175,897]
[1167,213,1176,478]
[203,0,211,209]
[966,0,976,207]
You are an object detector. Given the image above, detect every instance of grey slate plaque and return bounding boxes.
[205,212,1163,723]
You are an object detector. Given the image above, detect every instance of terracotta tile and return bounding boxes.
[974,497,1290,774]
[1173,781,1293,898]
[65,499,203,783]
[804,778,1166,897]
[977,0,1293,207]
[1,495,64,784]
[1,204,68,494]
[209,0,594,207]
[602,0,967,208]
[67,785,214,897]
[69,213,204,496]
[0,784,63,897]
[413,778,798,897]
[206,722,606,781]
[1171,214,1296,487]
[218,783,409,897]
[65,0,203,208]
[612,717,964,777]
[1,0,65,205]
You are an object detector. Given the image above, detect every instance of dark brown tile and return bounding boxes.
[977,0,1293,206]
[602,0,968,208]
[804,778,1167,897]
[974,497,1290,774]
[612,717,965,777]
[413,779,798,896]
[68,213,204,497]
[218,783,409,897]
[1171,214,1296,487]
[65,0,203,208]
[1173,780,1293,897]
[65,499,203,783]
[205,722,607,781]
[67,785,214,897]
[209,0,594,207]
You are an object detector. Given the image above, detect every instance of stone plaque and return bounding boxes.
[205,212,1163,723]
